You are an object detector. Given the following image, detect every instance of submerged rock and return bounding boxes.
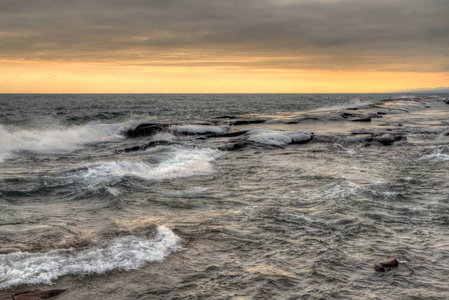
[218,141,251,151]
[374,257,399,272]
[12,289,66,300]
[373,134,407,146]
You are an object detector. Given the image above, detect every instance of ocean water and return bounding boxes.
[1,93,449,299]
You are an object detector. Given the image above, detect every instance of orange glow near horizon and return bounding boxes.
[1,60,448,93]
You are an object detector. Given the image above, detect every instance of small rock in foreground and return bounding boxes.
[374,257,399,272]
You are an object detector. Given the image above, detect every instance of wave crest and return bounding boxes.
[0,225,182,289]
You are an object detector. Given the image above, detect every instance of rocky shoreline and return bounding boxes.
[116,96,449,153]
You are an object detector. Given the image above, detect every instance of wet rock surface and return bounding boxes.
[375,257,399,272]
[124,123,170,138]
[117,97,446,153]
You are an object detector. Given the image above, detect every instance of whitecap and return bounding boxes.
[325,181,359,199]
[0,226,182,289]
[280,209,314,223]
[170,125,230,135]
[0,116,159,163]
[67,147,222,184]
[419,147,449,162]
[419,153,449,162]
[105,186,121,196]
[394,95,417,99]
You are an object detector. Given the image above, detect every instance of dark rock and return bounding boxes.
[205,265,220,272]
[12,289,66,300]
[369,112,382,118]
[209,130,249,138]
[345,135,373,144]
[116,140,184,153]
[373,134,407,146]
[340,112,372,122]
[350,116,372,122]
[374,257,399,272]
[124,123,170,138]
[340,112,357,118]
[218,141,250,151]
[214,115,237,119]
[351,131,374,135]
[231,119,267,125]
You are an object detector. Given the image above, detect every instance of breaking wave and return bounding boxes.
[0,116,157,163]
[66,147,222,184]
[419,147,449,162]
[0,226,182,289]
[170,125,230,135]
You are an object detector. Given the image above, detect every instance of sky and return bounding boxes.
[0,0,448,93]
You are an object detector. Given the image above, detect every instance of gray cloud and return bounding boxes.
[0,0,448,71]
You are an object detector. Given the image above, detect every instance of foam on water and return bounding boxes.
[419,147,449,162]
[0,226,182,289]
[0,116,157,163]
[395,95,417,99]
[70,147,222,184]
[248,128,313,146]
[170,125,230,135]
[280,209,314,223]
[105,186,121,196]
[325,181,359,199]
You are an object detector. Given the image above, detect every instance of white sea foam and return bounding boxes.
[0,117,155,163]
[394,95,417,99]
[419,147,449,162]
[325,181,359,199]
[0,225,182,289]
[72,147,221,183]
[280,209,314,223]
[247,128,313,146]
[105,186,121,196]
[170,125,230,135]
[346,149,358,156]
[350,97,362,104]
[419,153,449,162]
[151,132,177,141]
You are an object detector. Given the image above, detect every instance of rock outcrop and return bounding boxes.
[374,257,399,272]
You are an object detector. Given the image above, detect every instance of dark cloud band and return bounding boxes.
[1,0,448,71]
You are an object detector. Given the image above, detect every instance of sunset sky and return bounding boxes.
[1,0,448,93]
